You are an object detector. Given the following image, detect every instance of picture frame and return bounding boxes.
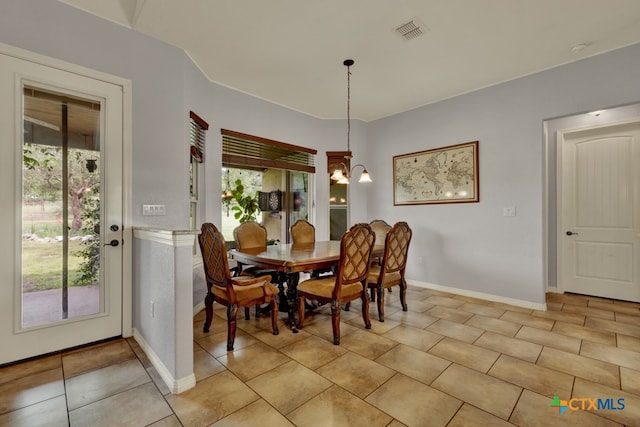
[393,141,479,205]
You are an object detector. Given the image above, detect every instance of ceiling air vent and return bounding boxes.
[394,18,426,40]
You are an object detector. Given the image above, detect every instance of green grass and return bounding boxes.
[22,201,64,238]
[24,222,63,238]
[21,202,96,292]
[22,239,92,292]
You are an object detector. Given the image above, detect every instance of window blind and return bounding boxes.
[221,129,316,173]
[190,111,208,163]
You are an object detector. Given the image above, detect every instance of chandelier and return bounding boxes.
[330,59,372,185]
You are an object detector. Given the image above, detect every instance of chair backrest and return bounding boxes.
[369,219,391,243]
[198,223,232,287]
[233,221,268,250]
[334,223,376,294]
[290,219,316,245]
[381,221,412,275]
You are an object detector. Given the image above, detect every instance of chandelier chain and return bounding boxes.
[347,63,351,154]
[330,59,371,184]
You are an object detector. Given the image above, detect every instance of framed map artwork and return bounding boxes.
[393,141,479,205]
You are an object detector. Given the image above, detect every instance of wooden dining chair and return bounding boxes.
[368,219,392,300]
[290,219,332,278]
[290,219,316,245]
[233,220,285,316]
[233,220,269,251]
[366,221,412,322]
[296,223,376,345]
[198,223,279,350]
[369,219,392,245]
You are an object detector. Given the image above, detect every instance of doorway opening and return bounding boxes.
[545,102,640,302]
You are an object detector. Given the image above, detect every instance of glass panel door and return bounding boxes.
[0,49,124,364]
[22,86,102,327]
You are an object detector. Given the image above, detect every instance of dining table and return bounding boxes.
[230,241,383,331]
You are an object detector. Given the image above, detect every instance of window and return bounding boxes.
[221,129,316,243]
[327,151,350,240]
[189,111,207,253]
[221,167,263,239]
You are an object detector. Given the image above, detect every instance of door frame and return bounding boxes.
[1,41,133,339]
[555,117,640,296]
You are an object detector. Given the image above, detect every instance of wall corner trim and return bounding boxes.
[133,328,196,394]
[133,227,197,247]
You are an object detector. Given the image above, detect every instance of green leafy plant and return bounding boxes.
[73,184,100,286]
[230,179,260,223]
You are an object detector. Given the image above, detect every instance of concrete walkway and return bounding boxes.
[21,284,99,327]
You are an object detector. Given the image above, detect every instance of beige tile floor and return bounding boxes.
[1,286,640,426]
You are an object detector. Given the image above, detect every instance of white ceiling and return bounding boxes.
[60,0,640,121]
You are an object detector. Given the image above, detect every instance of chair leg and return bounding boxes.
[270,297,280,336]
[245,307,251,320]
[399,280,408,311]
[203,292,214,333]
[377,285,385,322]
[331,299,341,345]
[361,292,371,329]
[370,287,376,302]
[296,295,306,330]
[227,304,239,351]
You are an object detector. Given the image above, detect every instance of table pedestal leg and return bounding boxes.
[286,272,300,333]
[275,272,289,313]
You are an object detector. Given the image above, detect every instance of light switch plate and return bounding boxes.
[143,204,166,216]
[503,207,516,217]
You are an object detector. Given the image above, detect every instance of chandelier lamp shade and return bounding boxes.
[330,162,372,184]
[330,59,372,185]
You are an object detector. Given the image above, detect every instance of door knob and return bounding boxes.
[566,231,579,236]
[104,239,120,247]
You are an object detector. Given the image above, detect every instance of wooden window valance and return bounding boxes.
[221,129,316,173]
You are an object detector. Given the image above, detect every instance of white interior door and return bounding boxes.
[559,121,640,302]
[0,49,124,364]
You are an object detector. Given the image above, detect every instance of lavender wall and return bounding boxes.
[3,0,640,309]
[366,43,640,304]
[0,0,358,234]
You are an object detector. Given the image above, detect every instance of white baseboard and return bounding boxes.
[193,301,205,316]
[407,279,547,311]
[133,329,196,394]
